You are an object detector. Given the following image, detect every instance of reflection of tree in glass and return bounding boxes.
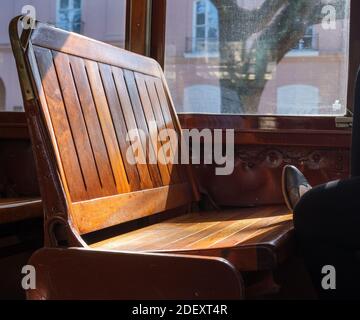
[210,0,347,113]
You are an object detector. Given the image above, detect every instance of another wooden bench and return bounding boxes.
[10,16,294,300]
[0,197,43,299]
[0,198,42,224]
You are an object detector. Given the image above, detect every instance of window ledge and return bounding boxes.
[285,50,319,57]
[183,52,220,59]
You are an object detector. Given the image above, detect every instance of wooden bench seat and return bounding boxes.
[92,206,293,271]
[10,16,294,299]
[0,198,42,224]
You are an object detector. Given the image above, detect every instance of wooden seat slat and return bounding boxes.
[203,208,291,249]
[97,63,143,192]
[123,70,163,188]
[91,205,293,271]
[34,46,88,201]
[111,67,153,190]
[83,59,131,194]
[153,78,188,183]
[114,209,258,252]
[144,75,181,183]
[134,72,171,186]
[53,51,105,198]
[68,55,118,195]
[71,183,192,234]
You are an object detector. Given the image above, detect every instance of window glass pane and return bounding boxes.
[60,0,69,9]
[196,1,206,25]
[0,0,126,112]
[196,26,205,38]
[195,39,205,53]
[207,1,218,36]
[71,10,82,33]
[165,0,350,115]
[57,0,81,32]
[57,11,69,30]
[73,0,81,9]
[208,26,217,39]
[196,13,206,26]
[196,1,206,15]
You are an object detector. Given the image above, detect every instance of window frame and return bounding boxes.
[0,0,358,135]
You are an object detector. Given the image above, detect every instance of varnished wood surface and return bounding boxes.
[28,248,244,300]
[126,0,149,55]
[0,198,42,224]
[150,0,166,67]
[31,22,160,77]
[179,114,351,148]
[72,183,192,234]
[24,21,192,234]
[92,205,293,271]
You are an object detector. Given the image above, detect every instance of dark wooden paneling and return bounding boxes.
[193,146,350,206]
[0,113,28,139]
[0,139,39,198]
[180,114,351,147]
[0,198,42,224]
[179,114,351,206]
[179,114,351,132]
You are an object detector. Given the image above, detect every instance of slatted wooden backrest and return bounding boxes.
[12,19,197,235]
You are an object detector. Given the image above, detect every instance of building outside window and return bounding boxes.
[56,0,82,33]
[0,0,351,115]
[191,0,219,54]
[0,0,126,112]
[292,26,319,52]
[165,0,350,115]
